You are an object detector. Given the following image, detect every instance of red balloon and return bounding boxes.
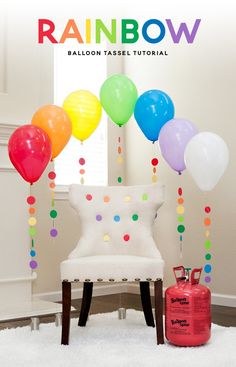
[8,125,52,184]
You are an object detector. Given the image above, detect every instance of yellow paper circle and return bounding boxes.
[103,234,110,242]
[117,156,123,164]
[124,195,131,202]
[152,175,158,183]
[176,205,185,214]
[205,230,210,237]
[28,217,37,226]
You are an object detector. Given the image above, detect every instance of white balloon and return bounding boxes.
[184,132,229,191]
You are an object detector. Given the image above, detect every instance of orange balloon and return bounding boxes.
[31,105,72,159]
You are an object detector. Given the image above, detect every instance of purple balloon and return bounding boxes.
[159,118,198,173]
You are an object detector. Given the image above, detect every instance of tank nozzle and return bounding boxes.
[185,267,192,281]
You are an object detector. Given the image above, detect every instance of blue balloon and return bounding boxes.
[134,90,175,142]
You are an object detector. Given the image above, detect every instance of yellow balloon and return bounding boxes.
[63,90,102,142]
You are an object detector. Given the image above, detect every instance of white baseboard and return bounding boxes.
[126,283,236,308]
[33,283,128,303]
[33,283,236,308]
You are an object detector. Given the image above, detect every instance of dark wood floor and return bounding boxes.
[0,293,235,330]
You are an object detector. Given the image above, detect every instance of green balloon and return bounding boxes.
[100,74,138,126]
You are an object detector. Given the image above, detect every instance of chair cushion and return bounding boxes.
[60,255,164,282]
[68,183,165,258]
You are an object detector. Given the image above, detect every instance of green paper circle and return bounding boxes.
[29,227,36,237]
[205,240,211,249]
[50,210,57,219]
[142,194,148,201]
[178,216,184,222]
[132,214,138,221]
[177,225,185,233]
[205,253,212,261]
[117,177,122,183]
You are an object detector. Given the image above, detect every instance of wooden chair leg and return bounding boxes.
[78,282,93,327]
[154,279,164,344]
[139,281,155,327]
[61,281,71,345]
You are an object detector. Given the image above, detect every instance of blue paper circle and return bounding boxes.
[114,215,120,222]
[204,264,212,273]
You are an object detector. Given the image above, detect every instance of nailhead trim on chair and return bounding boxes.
[63,278,163,282]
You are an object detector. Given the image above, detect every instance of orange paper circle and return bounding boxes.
[29,207,36,215]
[204,218,211,226]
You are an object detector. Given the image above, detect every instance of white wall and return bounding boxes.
[0,8,53,309]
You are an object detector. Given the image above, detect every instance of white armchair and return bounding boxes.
[60,183,165,345]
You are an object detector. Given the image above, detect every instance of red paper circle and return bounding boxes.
[178,187,183,196]
[48,171,56,180]
[123,234,130,242]
[27,196,36,205]
[86,194,92,201]
[79,158,85,165]
[151,158,159,166]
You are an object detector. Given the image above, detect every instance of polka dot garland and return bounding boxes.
[48,171,58,239]
[27,195,38,270]
[79,157,86,185]
[151,157,158,183]
[117,136,123,184]
[176,187,185,258]
[204,205,212,284]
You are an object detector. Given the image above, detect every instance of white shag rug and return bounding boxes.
[0,310,236,367]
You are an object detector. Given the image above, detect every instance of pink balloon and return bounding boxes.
[159,119,198,173]
[8,125,52,184]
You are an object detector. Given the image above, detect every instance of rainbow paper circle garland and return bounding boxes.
[79,157,86,185]
[151,157,158,183]
[117,136,123,184]
[176,187,185,257]
[48,171,58,238]
[27,195,38,270]
[204,205,212,283]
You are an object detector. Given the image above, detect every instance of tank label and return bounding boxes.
[171,319,190,327]
[171,297,189,305]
